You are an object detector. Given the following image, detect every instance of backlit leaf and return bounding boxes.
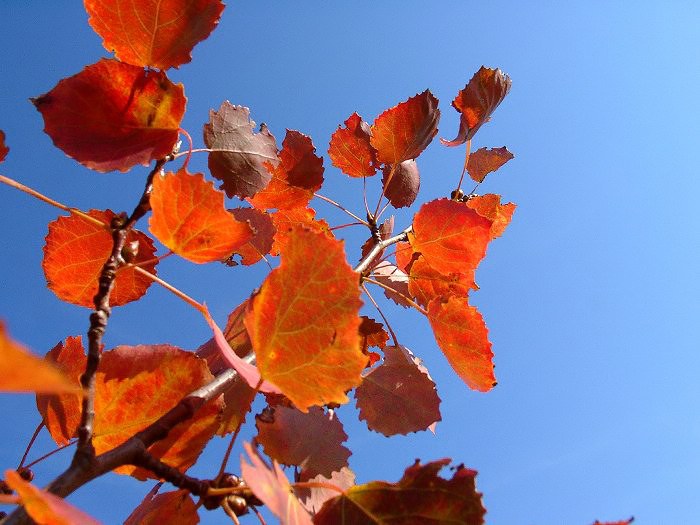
[269,207,330,256]
[149,169,253,263]
[32,59,185,172]
[466,146,514,183]
[43,210,158,308]
[203,102,279,199]
[299,468,355,514]
[229,207,276,265]
[382,160,419,208]
[355,345,440,436]
[248,130,324,210]
[0,323,82,394]
[427,297,495,392]
[442,66,511,146]
[125,489,199,525]
[407,255,472,308]
[466,194,516,240]
[370,261,412,308]
[85,0,224,70]
[245,227,365,411]
[314,459,485,525]
[359,316,389,353]
[370,90,440,164]
[328,113,378,178]
[4,469,101,525]
[0,130,8,162]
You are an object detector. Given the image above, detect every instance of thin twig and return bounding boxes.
[373,162,396,217]
[17,422,44,469]
[24,441,76,470]
[314,192,369,226]
[363,176,370,218]
[329,222,364,232]
[455,139,471,193]
[363,278,428,316]
[361,284,400,347]
[354,226,412,274]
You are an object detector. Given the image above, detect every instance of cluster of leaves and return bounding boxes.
[0,2,632,525]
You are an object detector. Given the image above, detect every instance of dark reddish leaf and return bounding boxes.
[355,345,441,436]
[314,459,485,525]
[427,297,495,392]
[43,210,158,308]
[240,442,313,525]
[328,113,378,178]
[382,160,419,208]
[85,0,224,70]
[0,323,82,394]
[4,469,101,525]
[370,261,412,308]
[248,130,324,210]
[466,146,514,183]
[36,337,85,445]
[442,66,511,146]
[466,194,516,239]
[0,130,8,162]
[32,59,185,172]
[269,207,330,256]
[256,405,351,478]
[203,102,279,199]
[229,207,276,265]
[300,467,355,514]
[370,90,440,164]
[591,520,634,525]
[360,217,394,268]
[125,489,199,525]
[245,227,365,411]
[149,169,253,263]
[359,316,389,353]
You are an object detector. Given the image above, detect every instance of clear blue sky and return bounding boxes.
[1,1,699,523]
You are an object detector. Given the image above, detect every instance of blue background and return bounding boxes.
[1,1,699,523]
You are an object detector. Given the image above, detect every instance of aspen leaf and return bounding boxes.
[125,489,199,525]
[4,469,102,525]
[43,210,158,308]
[229,207,276,265]
[84,0,224,70]
[466,146,514,183]
[203,102,279,199]
[314,459,485,525]
[149,169,253,263]
[407,255,472,308]
[382,160,420,208]
[0,130,8,162]
[359,316,389,353]
[370,261,412,308]
[32,59,185,172]
[269,207,330,256]
[245,227,366,411]
[328,113,378,178]
[466,194,516,240]
[370,90,440,164]
[299,467,355,514]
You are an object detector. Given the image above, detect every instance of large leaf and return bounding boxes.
[407,254,472,308]
[149,169,253,263]
[43,210,158,308]
[245,227,365,411]
[125,489,199,525]
[328,113,378,178]
[84,0,224,70]
[466,146,514,183]
[32,59,185,172]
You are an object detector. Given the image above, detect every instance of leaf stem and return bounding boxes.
[364,277,428,316]
[329,222,364,232]
[361,283,400,347]
[24,441,76,470]
[455,139,471,193]
[178,128,194,170]
[17,421,44,469]
[314,192,369,226]
[131,266,206,314]
[373,162,396,218]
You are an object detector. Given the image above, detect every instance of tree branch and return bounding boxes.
[354,225,412,274]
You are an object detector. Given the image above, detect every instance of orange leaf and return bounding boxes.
[84,0,224,70]
[248,130,324,210]
[359,316,389,353]
[0,130,8,162]
[466,194,516,239]
[407,255,472,308]
[0,323,82,394]
[229,207,276,265]
[149,169,253,263]
[244,227,365,411]
[32,59,185,172]
[36,336,85,445]
[328,113,378,178]
[427,297,495,392]
[43,210,158,308]
[466,146,514,183]
[370,90,440,164]
[4,469,102,525]
[442,66,511,146]
[382,160,420,208]
[125,489,199,525]
[269,207,330,256]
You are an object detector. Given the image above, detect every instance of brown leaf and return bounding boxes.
[466,146,514,183]
[0,130,8,162]
[370,261,412,308]
[299,467,355,514]
[228,207,276,265]
[328,113,378,178]
[382,160,419,208]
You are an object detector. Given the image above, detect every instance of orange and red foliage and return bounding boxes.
[328,113,378,178]
[466,146,514,183]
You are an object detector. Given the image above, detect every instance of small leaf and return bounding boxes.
[125,489,199,525]
[466,146,514,183]
[85,0,225,70]
[32,59,185,172]
[0,130,8,162]
[299,467,355,514]
[229,207,276,265]
[149,169,253,263]
[466,194,516,239]
[203,102,279,199]
[382,160,420,208]
[370,261,412,308]
[328,113,378,178]
[43,210,158,308]
[370,90,440,164]
[359,316,389,353]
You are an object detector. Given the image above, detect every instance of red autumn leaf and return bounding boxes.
[43,210,158,308]
[0,130,8,162]
[4,469,102,525]
[466,194,516,240]
[149,169,253,263]
[355,345,441,436]
[256,405,351,479]
[328,113,378,178]
[359,316,389,353]
[92,345,223,480]
[382,160,420,208]
[229,207,276,265]
[427,297,495,392]
[84,0,224,70]
[32,59,185,172]
[248,130,324,210]
[0,323,82,394]
[407,255,472,308]
[370,90,440,164]
[299,467,355,514]
[240,442,313,525]
[203,102,279,199]
[442,66,511,147]
[314,459,485,525]
[245,227,366,411]
[125,489,199,525]
[269,207,330,256]
[466,146,514,183]
[36,336,85,445]
[370,261,412,308]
